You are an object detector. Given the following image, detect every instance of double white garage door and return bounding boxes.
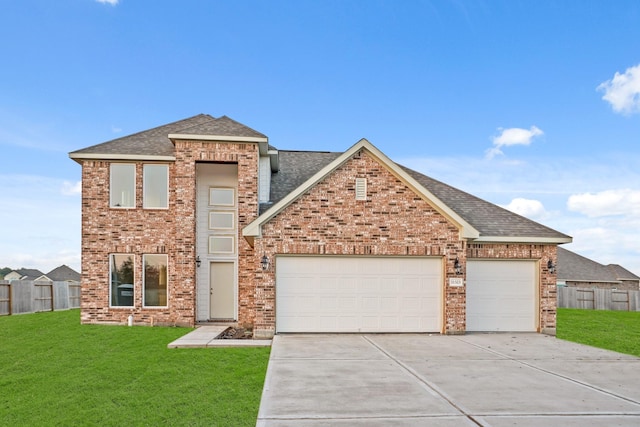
[276,256,537,333]
[276,256,442,333]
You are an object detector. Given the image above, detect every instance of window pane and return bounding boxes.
[110,164,135,208]
[209,236,235,254]
[110,254,134,307]
[144,254,168,307]
[209,212,234,229]
[209,188,235,206]
[143,164,168,208]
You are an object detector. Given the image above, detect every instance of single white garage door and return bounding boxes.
[466,260,537,332]
[276,256,442,333]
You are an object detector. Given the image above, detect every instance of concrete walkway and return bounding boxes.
[167,325,271,348]
[257,333,640,426]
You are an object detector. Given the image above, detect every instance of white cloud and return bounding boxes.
[486,126,543,159]
[96,0,119,5]
[61,180,82,196]
[567,189,640,218]
[502,198,548,220]
[597,64,640,115]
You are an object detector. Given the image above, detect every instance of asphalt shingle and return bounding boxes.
[265,150,569,240]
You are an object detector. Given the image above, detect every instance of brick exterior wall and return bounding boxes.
[80,143,558,336]
[79,140,259,326]
[467,243,558,333]
[251,150,466,337]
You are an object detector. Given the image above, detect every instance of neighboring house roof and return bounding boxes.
[47,265,81,282]
[7,268,48,281]
[607,264,640,281]
[557,247,640,283]
[69,114,267,162]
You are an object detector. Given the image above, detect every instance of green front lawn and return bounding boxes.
[557,308,640,357]
[0,310,270,426]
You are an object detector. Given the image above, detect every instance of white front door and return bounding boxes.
[210,261,235,320]
[276,256,442,333]
[466,260,537,332]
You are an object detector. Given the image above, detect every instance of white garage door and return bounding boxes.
[276,256,442,333]
[466,260,537,332]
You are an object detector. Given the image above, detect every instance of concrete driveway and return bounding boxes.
[256,334,640,426]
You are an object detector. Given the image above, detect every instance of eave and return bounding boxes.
[471,235,573,244]
[69,153,176,163]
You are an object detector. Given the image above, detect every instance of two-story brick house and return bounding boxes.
[70,114,571,338]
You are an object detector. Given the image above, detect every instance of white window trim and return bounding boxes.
[110,163,136,209]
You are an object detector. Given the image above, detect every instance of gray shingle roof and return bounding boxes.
[12,268,47,280]
[174,115,267,139]
[264,150,570,240]
[557,247,640,282]
[607,264,640,281]
[47,265,81,282]
[69,114,266,159]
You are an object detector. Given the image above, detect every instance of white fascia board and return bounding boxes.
[268,150,279,172]
[168,133,268,143]
[243,138,480,241]
[472,235,573,244]
[69,153,176,162]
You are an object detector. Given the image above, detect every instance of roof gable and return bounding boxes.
[244,138,480,245]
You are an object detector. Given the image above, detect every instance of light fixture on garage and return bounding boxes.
[196,256,201,268]
[547,259,556,274]
[261,254,270,271]
[454,257,463,275]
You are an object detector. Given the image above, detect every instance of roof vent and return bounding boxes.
[355,178,367,201]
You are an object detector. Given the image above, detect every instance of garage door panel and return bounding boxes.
[467,260,536,332]
[276,256,442,333]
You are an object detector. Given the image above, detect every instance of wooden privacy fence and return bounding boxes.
[557,286,640,311]
[0,281,81,316]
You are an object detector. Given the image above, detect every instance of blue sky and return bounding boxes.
[1,0,639,275]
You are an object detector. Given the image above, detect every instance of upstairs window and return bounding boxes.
[143,164,169,209]
[110,163,135,208]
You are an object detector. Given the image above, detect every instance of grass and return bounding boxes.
[557,308,640,357]
[0,310,270,426]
